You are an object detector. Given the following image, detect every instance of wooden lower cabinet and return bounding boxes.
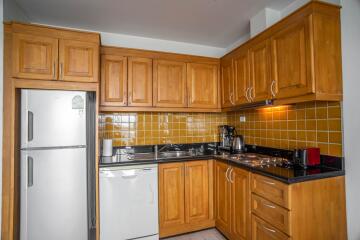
[215,161,231,237]
[213,166,347,240]
[250,174,347,240]
[215,161,250,240]
[159,161,214,238]
[252,215,290,240]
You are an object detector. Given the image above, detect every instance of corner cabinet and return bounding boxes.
[248,39,271,102]
[215,161,250,240]
[220,58,234,107]
[12,24,100,83]
[159,160,214,238]
[187,63,219,109]
[220,1,343,107]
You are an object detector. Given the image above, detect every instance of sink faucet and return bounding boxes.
[155,144,181,154]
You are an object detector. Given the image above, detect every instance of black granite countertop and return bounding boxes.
[99,144,344,184]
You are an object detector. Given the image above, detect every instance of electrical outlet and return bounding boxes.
[240,116,246,122]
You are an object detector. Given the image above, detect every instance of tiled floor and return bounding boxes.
[163,228,226,240]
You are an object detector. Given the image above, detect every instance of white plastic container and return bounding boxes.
[102,139,113,157]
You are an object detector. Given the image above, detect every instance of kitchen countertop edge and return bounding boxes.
[99,155,345,184]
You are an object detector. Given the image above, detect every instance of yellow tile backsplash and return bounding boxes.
[227,101,343,157]
[99,112,228,146]
[99,101,343,157]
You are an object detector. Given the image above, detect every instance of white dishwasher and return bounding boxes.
[100,164,159,240]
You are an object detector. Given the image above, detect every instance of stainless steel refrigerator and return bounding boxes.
[20,89,96,240]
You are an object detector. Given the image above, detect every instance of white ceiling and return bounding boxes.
[15,0,294,48]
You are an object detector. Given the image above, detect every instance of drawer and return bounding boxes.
[252,215,290,240]
[252,194,291,235]
[251,174,290,209]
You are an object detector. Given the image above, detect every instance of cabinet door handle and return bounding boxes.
[270,80,276,98]
[123,91,127,106]
[229,92,235,105]
[245,88,250,102]
[60,63,63,80]
[225,167,230,182]
[249,87,255,101]
[262,225,276,233]
[263,203,276,209]
[53,62,56,79]
[229,168,234,183]
[262,180,275,185]
[128,91,132,104]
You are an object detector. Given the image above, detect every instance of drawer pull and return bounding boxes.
[262,180,275,185]
[263,203,276,209]
[263,225,276,233]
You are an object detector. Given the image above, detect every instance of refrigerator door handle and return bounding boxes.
[28,156,34,187]
[28,111,34,142]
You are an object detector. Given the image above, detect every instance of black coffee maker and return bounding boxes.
[218,125,236,150]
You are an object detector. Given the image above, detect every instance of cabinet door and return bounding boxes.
[221,59,234,107]
[187,63,219,109]
[128,57,153,106]
[231,167,250,240]
[159,163,185,230]
[184,161,209,224]
[215,161,231,237]
[249,39,271,101]
[59,39,99,82]
[271,17,314,99]
[153,60,187,107]
[233,49,250,104]
[100,55,127,106]
[251,215,290,240]
[12,33,58,80]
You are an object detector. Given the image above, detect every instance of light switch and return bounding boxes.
[240,116,246,122]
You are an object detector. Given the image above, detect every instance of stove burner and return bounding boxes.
[223,153,292,168]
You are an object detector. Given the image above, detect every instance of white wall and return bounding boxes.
[3,0,29,22]
[341,0,360,239]
[100,31,226,58]
[250,8,280,38]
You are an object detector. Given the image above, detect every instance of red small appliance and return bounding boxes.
[293,148,320,168]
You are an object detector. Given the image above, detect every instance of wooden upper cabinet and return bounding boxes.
[185,161,210,224]
[187,63,219,109]
[271,17,314,99]
[100,55,127,106]
[221,59,234,108]
[128,57,153,107]
[215,161,231,238]
[249,39,271,102]
[233,49,250,105]
[230,167,250,240]
[59,39,99,82]
[159,162,185,230]
[12,33,58,80]
[153,60,187,108]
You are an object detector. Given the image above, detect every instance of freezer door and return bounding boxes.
[100,165,159,240]
[20,148,88,240]
[21,89,86,149]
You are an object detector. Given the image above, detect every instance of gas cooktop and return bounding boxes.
[219,153,292,168]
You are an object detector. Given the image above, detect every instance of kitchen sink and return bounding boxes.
[158,151,193,158]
